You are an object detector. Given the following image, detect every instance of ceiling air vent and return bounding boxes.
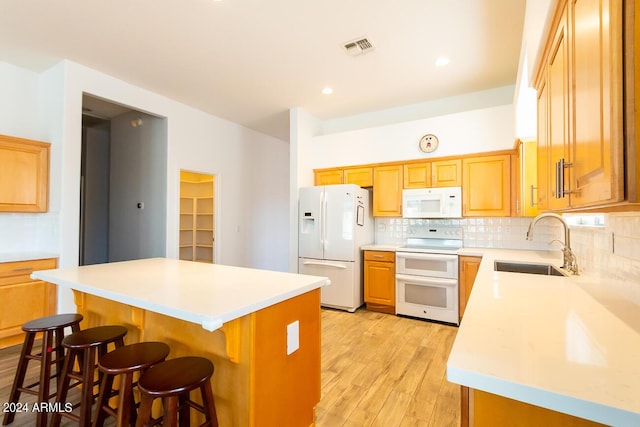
[343,37,375,57]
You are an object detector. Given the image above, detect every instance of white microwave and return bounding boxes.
[402,186,462,218]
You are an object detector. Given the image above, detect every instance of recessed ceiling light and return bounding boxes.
[322,87,334,95]
[435,56,450,67]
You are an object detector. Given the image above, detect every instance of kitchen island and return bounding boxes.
[447,249,640,426]
[33,258,329,427]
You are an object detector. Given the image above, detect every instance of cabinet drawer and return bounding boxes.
[0,258,57,283]
[364,251,395,263]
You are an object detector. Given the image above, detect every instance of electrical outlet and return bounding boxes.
[287,320,299,355]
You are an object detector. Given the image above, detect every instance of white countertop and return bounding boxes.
[360,244,401,251]
[447,248,640,426]
[0,251,58,263]
[32,258,329,332]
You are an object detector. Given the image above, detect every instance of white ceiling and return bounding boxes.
[0,0,526,142]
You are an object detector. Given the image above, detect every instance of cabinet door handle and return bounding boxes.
[555,160,562,198]
[12,267,33,272]
[530,185,538,207]
[555,158,573,199]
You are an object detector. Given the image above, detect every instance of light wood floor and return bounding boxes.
[317,308,460,427]
[0,308,459,427]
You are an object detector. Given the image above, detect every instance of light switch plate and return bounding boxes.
[287,320,300,355]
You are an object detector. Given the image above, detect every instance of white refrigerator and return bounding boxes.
[298,184,373,312]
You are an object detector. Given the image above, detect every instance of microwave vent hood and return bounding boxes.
[402,186,462,219]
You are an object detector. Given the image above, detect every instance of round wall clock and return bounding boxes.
[418,134,439,153]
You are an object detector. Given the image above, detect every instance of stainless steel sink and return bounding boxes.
[494,260,567,277]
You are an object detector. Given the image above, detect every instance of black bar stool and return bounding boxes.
[49,325,128,427]
[93,342,171,427]
[2,313,83,427]
[135,357,219,427]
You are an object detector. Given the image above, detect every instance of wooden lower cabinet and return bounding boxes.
[363,250,395,314]
[0,258,57,349]
[462,387,606,426]
[458,255,481,322]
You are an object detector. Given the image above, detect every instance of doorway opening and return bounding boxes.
[179,170,215,263]
[80,94,167,265]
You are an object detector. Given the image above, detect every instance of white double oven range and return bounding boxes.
[395,226,462,325]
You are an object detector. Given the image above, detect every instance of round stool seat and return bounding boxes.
[136,357,218,426]
[93,342,171,427]
[138,357,214,397]
[99,342,170,374]
[22,313,83,332]
[62,325,127,349]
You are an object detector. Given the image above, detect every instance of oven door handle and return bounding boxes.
[396,252,458,261]
[396,274,458,286]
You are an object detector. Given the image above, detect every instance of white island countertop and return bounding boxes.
[448,248,640,426]
[32,258,330,332]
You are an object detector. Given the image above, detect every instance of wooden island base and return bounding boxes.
[73,288,321,427]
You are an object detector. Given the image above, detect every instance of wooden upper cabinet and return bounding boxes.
[547,4,571,211]
[0,134,50,212]
[403,162,430,188]
[537,78,550,211]
[403,159,461,189]
[314,167,373,187]
[570,0,623,207]
[535,0,625,210]
[343,167,373,187]
[314,169,343,186]
[373,165,403,216]
[462,154,511,217]
[432,159,462,187]
[517,139,539,217]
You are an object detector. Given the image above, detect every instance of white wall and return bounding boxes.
[319,85,515,136]
[246,138,290,271]
[1,59,291,312]
[289,107,321,271]
[0,61,59,254]
[299,103,516,186]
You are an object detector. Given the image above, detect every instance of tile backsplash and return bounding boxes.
[376,213,640,303]
[375,216,565,251]
[0,212,59,254]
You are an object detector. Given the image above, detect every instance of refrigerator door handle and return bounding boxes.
[301,261,348,269]
[321,190,327,252]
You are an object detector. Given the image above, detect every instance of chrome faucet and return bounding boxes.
[526,213,579,275]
